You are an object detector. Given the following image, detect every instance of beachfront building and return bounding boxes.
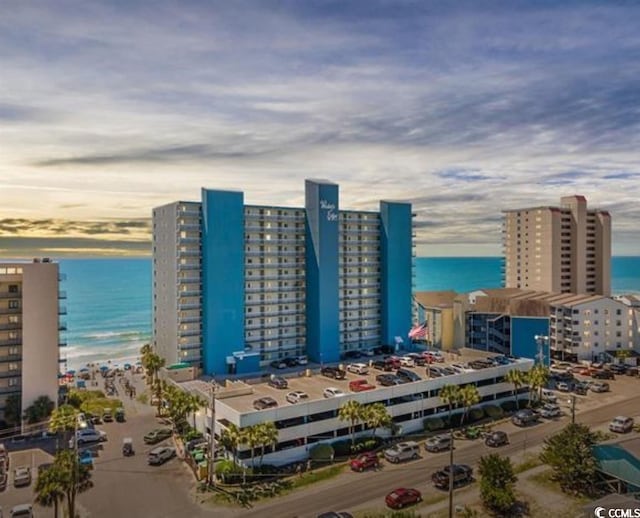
[0,259,64,425]
[502,195,611,296]
[412,291,456,350]
[152,179,414,376]
[181,350,533,467]
[549,294,635,362]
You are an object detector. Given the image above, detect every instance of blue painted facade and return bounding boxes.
[380,201,413,346]
[201,189,245,375]
[510,317,550,366]
[305,180,340,364]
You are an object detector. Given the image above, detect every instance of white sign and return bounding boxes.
[320,199,338,222]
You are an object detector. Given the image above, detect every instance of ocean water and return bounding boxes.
[59,257,640,369]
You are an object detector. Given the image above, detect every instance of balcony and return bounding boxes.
[177,263,200,270]
[58,273,67,281]
[0,354,21,362]
[58,306,67,315]
[0,291,21,299]
[178,329,201,338]
[0,322,20,331]
[178,290,201,298]
[0,338,20,346]
[178,223,200,231]
[59,322,67,331]
[178,316,201,324]
[58,290,67,299]
[59,341,68,347]
[178,303,200,311]
[0,370,21,379]
[0,307,21,315]
[0,386,21,394]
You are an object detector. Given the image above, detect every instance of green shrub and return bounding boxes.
[469,408,485,422]
[500,400,516,412]
[309,443,335,462]
[424,417,446,431]
[484,405,504,419]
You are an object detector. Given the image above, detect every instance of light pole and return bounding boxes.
[567,395,576,424]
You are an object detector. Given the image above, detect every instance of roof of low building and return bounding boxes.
[414,290,457,308]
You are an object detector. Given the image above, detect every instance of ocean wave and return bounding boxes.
[62,341,147,370]
[80,330,149,340]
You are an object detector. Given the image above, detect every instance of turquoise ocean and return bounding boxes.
[59,257,640,369]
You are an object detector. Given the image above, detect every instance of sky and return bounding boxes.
[1,0,639,258]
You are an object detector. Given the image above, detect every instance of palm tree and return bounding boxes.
[49,404,79,450]
[505,369,526,409]
[256,422,278,467]
[186,392,206,430]
[146,353,166,386]
[338,400,363,449]
[55,449,93,518]
[220,423,244,465]
[459,385,481,427]
[363,402,392,438]
[527,365,549,406]
[35,463,65,517]
[439,384,463,518]
[243,425,261,469]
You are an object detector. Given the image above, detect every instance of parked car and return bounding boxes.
[541,389,558,403]
[286,391,309,404]
[609,416,634,433]
[349,452,380,472]
[346,363,369,375]
[376,374,402,386]
[485,430,509,447]
[102,410,114,423]
[9,504,33,518]
[383,441,420,463]
[425,366,444,377]
[396,368,421,383]
[607,364,627,375]
[270,360,287,369]
[143,428,172,444]
[13,466,31,488]
[511,409,539,427]
[556,381,572,392]
[592,369,615,380]
[79,449,94,469]
[1,469,8,490]
[268,376,289,389]
[321,366,346,380]
[539,404,562,419]
[349,379,376,392]
[405,353,427,366]
[425,434,452,452]
[625,367,639,377]
[147,446,176,466]
[372,360,394,372]
[398,356,415,367]
[282,357,298,368]
[573,382,590,395]
[432,464,473,489]
[115,408,125,422]
[362,348,375,357]
[590,381,610,393]
[323,387,345,398]
[296,355,309,365]
[424,351,445,363]
[70,429,107,448]
[343,350,363,360]
[253,397,278,410]
[385,488,422,509]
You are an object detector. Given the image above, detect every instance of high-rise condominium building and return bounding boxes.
[502,195,611,296]
[0,260,64,423]
[153,179,414,376]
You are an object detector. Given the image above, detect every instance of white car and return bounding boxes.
[148,446,176,466]
[323,387,345,398]
[286,391,309,404]
[399,356,415,367]
[539,404,562,419]
[296,356,308,366]
[69,428,107,448]
[347,363,369,375]
[362,349,375,357]
[609,416,634,433]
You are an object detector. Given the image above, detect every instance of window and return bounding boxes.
[8,285,18,293]
[8,300,19,309]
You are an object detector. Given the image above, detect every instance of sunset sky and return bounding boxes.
[1,1,639,257]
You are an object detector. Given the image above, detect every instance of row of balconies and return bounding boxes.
[246,295,306,305]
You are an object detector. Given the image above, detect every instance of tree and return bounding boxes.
[540,423,600,496]
[256,422,278,467]
[338,400,363,448]
[186,392,206,430]
[459,385,481,426]
[505,369,526,409]
[220,423,244,465]
[478,453,517,515]
[363,402,392,438]
[4,393,21,427]
[49,404,78,449]
[35,464,65,518]
[146,353,166,385]
[54,449,93,518]
[527,365,549,406]
[25,395,56,424]
[439,384,463,518]
[242,425,261,468]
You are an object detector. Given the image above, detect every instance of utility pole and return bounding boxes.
[568,395,576,424]
[448,419,454,518]
[207,380,217,489]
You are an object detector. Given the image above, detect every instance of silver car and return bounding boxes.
[148,446,176,466]
[13,466,31,488]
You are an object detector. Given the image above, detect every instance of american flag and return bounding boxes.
[408,322,429,340]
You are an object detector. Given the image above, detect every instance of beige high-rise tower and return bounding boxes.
[502,195,611,296]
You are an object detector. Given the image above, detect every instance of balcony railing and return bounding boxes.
[58,290,67,299]
[0,354,21,362]
[0,292,21,299]
[58,306,67,315]
[59,322,67,331]
[0,338,21,346]
[59,341,68,347]
[0,323,21,331]
[0,307,21,315]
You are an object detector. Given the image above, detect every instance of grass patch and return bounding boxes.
[290,464,345,490]
[529,469,560,491]
[136,393,149,405]
[514,454,543,474]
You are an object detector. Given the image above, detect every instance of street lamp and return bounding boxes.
[567,395,576,424]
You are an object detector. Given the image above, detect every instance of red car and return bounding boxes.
[350,452,380,472]
[349,379,376,392]
[385,488,422,509]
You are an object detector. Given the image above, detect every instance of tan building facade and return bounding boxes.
[0,260,62,423]
[503,195,611,296]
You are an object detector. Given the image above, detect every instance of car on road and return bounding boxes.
[539,404,562,419]
[13,466,31,488]
[590,381,610,393]
[147,446,176,466]
[317,512,354,518]
[425,434,452,452]
[383,441,420,463]
[512,409,540,427]
[350,452,380,472]
[485,430,509,447]
[396,368,422,383]
[79,449,94,469]
[286,391,309,404]
[253,396,279,410]
[376,374,402,386]
[268,376,289,389]
[432,464,473,489]
[9,504,34,518]
[321,366,347,380]
[143,428,172,444]
[348,379,376,392]
[115,408,126,422]
[323,387,345,398]
[385,488,422,509]
[346,363,369,375]
[609,416,634,433]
